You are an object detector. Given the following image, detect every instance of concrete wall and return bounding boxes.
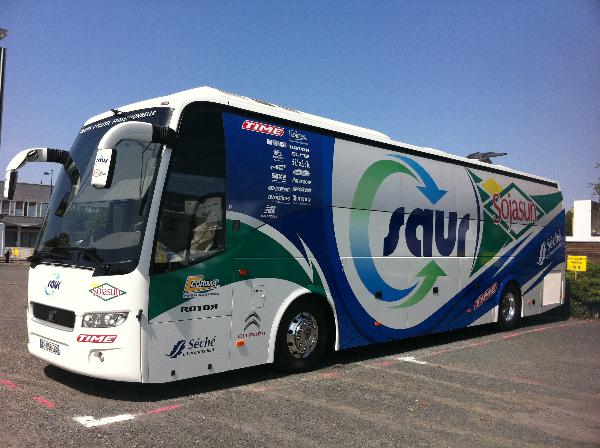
[572,200,600,239]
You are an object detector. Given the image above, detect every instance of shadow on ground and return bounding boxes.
[44,304,571,402]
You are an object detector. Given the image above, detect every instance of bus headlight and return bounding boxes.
[82,312,128,328]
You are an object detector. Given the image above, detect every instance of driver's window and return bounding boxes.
[189,195,224,259]
[153,107,225,270]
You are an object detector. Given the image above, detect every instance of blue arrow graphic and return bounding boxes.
[391,155,447,204]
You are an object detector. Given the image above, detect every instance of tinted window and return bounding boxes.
[153,107,226,271]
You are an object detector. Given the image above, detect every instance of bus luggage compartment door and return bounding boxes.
[146,316,231,383]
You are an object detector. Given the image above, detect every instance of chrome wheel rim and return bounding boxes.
[501,292,516,322]
[286,312,319,359]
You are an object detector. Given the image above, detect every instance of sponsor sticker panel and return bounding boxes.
[224,113,330,222]
[147,315,232,382]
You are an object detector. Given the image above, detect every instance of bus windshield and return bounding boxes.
[34,107,172,274]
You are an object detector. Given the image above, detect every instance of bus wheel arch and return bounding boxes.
[268,290,337,371]
[497,280,522,330]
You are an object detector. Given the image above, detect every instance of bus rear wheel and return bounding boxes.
[274,298,329,373]
[498,285,521,330]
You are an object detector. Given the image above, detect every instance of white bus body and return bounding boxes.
[8,87,565,382]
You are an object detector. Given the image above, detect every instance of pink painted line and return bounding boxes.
[422,320,591,360]
[33,396,56,409]
[247,386,270,393]
[0,379,20,389]
[146,404,180,415]
[501,332,524,339]
[373,359,396,367]
[465,340,490,348]
[319,371,341,379]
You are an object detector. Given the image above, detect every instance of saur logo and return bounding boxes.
[350,155,469,308]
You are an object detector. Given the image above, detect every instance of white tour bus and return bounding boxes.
[5,87,565,382]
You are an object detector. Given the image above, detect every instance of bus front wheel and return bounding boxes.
[498,285,521,331]
[274,298,329,373]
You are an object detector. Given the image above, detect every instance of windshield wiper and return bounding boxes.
[55,246,109,274]
[81,247,105,265]
[29,249,71,268]
[29,250,70,262]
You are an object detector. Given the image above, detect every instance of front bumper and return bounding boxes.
[27,312,142,382]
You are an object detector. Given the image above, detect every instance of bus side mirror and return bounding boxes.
[91,148,116,189]
[4,147,80,199]
[91,122,178,189]
[4,169,17,200]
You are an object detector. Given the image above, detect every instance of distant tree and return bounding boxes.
[590,162,600,202]
[84,207,109,242]
[565,208,573,236]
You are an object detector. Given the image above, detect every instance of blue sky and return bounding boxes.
[1,0,599,209]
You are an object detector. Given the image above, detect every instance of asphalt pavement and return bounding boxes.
[1,262,599,447]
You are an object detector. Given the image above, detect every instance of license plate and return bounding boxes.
[39,338,60,355]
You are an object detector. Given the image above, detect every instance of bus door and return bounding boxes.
[145,106,233,382]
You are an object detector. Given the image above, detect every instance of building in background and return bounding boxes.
[566,199,600,263]
[0,181,50,259]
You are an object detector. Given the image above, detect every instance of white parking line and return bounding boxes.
[73,403,182,428]
[396,356,429,365]
[73,414,136,428]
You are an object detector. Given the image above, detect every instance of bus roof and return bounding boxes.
[84,86,558,187]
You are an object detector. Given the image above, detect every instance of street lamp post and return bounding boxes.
[0,28,7,154]
[43,170,53,199]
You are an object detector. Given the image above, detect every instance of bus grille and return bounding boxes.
[32,302,76,329]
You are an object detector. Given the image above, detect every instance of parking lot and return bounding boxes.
[1,262,599,448]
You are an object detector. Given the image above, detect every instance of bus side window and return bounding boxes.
[153,107,225,271]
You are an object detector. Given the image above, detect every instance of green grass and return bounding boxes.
[566,261,600,318]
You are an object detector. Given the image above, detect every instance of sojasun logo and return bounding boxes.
[89,283,126,301]
[466,170,561,276]
[349,155,469,309]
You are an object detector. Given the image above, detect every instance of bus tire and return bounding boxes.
[498,285,521,331]
[274,297,329,373]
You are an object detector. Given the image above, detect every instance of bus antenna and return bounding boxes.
[466,151,507,164]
